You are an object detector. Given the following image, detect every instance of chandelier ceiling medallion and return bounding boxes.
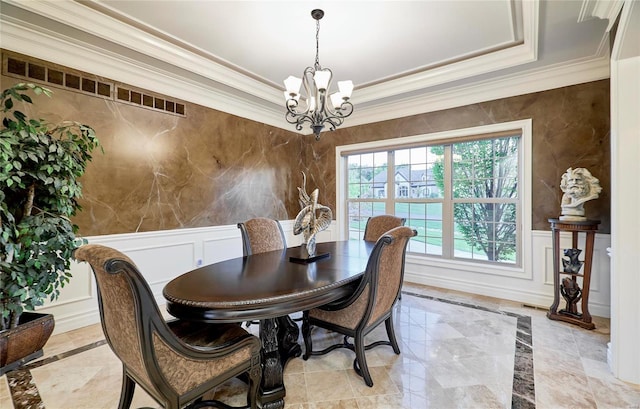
[284,9,354,141]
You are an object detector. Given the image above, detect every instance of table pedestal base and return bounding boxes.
[259,316,301,409]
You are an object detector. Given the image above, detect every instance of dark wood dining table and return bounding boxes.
[162,240,375,409]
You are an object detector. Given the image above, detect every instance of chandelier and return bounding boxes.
[284,9,354,141]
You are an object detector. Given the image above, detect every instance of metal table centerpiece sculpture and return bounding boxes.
[291,172,333,263]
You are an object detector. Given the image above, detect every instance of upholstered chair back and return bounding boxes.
[367,226,414,325]
[238,218,286,255]
[363,215,406,242]
[75,245,155,392]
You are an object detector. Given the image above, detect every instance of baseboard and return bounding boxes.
[404,271,611,318]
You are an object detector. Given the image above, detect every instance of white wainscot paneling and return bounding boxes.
[404,230,611,318]
[39,221,337,334]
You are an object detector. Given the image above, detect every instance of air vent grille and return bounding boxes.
[117,86,185,115]
[2,52,185,117]
[6,56,112,99]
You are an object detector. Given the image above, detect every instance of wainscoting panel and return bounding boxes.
[404,229,611,318]
[39,223,610,335]
[39,221,337,334]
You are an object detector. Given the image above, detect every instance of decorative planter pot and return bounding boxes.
[0,312,55,375]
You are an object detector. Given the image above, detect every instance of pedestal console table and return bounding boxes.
[547,218,600,330]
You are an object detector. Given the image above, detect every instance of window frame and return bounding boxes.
[335,119,532,279]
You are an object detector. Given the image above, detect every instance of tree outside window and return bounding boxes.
[431,135,519,263]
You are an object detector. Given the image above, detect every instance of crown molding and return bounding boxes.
[0,17,286,131]
[579,0,624,32]
[354,0,539,104]
[2,0,282,105]
[611,0,640,61]
[348,55,610,128]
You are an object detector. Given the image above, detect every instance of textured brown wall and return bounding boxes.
[1,75,304,236]
[1,69,610,235]
[303,80,611,233]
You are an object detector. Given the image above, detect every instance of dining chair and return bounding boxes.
[237,217,287,256]
[301,226,417,387]
[363,214,407,300]
[363,215,406,242]
[237,217,290,327]
[74,244,262,409]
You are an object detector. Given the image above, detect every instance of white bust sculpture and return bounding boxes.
[559,167,602,221]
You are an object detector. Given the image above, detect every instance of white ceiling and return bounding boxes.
[99,0,524,89]
[0,0,616,133]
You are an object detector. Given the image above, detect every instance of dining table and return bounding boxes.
[162,239,375,409]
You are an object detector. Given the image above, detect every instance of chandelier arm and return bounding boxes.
[285,97,300,113]
[286,111,313,126]
[322,115,343,130]
[323,121,338,132]
[339,101,354,117]
[285,100,307,123]
[301,67,315,116]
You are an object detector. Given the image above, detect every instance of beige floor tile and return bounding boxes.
[304,398,360,409]
[346,366,400,397]
[0,375,12,408]
[304,370,355,402]
[446,384,511,409]
[283,371,308,405]
[588,375,640,408]
[3,283,638,409]
[303,348,354,372]
[38,324,105,361]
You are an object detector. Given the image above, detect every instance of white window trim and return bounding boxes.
[335,119,533,279]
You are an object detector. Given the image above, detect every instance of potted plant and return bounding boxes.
[0,82,100,374]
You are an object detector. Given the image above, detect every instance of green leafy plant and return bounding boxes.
[0,83,101,330]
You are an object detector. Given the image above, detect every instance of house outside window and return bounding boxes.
[338,120,531,271]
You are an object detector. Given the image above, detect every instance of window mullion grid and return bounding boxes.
[386,151,395,214]
[442,145,454,259]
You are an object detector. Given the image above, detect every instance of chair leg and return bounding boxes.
[247,359,261,409]
[118,372,135,409]
[354,332,373,387]
[384,317,401,354]
[302,311,312,360]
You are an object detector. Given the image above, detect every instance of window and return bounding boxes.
[339,121,530,269]
[346,152,388,240]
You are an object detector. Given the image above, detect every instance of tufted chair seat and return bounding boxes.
[74,244,261,409]
[363,215,406,242]
[302,226,417,387]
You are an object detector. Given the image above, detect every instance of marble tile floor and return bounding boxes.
[2,283,639,409]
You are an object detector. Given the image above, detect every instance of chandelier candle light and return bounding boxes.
[284,9,354,141]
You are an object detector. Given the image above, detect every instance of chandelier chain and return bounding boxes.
[315,19,321,70]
